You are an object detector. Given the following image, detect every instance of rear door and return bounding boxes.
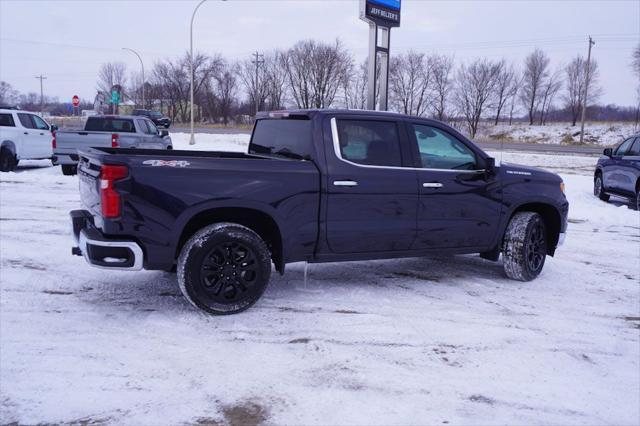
[17,113,51,159]
[324,116,418,253]
[407,122,501,249]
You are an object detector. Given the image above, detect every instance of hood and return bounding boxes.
[499,162,562,183]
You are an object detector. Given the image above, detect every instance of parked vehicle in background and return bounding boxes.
[0,108,55,172]
[70,109,569,315]
[594,134,640,210]
[81,110,99,119]
[53,115,172,175]
[132,109,172,128]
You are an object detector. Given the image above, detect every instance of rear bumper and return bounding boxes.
[52,153,79,165]
[70,210,143,271]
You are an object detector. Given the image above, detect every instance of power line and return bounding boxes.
[251,51,265,117]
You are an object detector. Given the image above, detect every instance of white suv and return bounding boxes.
[0,108,55,172]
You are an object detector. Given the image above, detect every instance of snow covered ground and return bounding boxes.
[1,134,639,425]
[476,122,638,146]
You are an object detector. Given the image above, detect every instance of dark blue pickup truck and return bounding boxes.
[70,110,568,314]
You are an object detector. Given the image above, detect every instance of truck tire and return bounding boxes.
[594,173,610,202]
[61,165,77,176]
[0,147,16,172]
[177,223,272,315]
[502,212,547,282]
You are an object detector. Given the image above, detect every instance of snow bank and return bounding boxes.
[477,122,638,146]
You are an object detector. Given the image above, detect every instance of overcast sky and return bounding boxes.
[1,0,638,106]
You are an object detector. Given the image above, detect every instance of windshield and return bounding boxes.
[249,119,313,160]
[150,111,162,118]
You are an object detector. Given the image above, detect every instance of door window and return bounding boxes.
[626,138,640,156]
[31,115,49,130]
[411,124,477,170]
[17,113,35,129]
[615,138,635,156]
[145,119,158,135]
[0,113,15,127]
[335,120,402,167]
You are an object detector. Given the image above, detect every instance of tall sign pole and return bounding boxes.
[579,36,595,144]
[360,0,401,111]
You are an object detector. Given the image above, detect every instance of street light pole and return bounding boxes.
[189,0,207,145]
[122,48,145,109]
[189,0,226,145]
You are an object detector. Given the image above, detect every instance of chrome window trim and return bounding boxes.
[330,117,484,174]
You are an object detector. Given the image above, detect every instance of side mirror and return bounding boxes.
[160,130,169,138]
[50,124,58,132]
[485,157,496,174]
[603,148,613,157]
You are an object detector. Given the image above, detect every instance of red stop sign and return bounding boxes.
[72,95,80,107]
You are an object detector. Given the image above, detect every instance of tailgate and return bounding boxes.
[77,151,103,216]
[56,132,111,155]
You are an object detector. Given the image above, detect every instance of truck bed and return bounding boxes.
[77,147,321,270]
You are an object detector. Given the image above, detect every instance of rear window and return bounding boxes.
[85,117,136,133]
[0,113,15,127]
[249,119,313,160]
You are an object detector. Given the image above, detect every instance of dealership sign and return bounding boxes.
[360,0,401,27]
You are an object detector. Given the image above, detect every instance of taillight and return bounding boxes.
[51,131,56,149]
[100,164,128,218]
[111,133,119,148]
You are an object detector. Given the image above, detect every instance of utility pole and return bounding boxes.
[251,51,264,118]
[35,75,47,115]
[579,36,595,144]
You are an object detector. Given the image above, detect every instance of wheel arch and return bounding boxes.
[1,140,17,156]
[175,207,285,274]
[509,202,562,256]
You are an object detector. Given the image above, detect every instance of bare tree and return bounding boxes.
[151,52,223,123]
[429,54,454,121]
[539,69,563,125]
[237,55,269,114]
[214,63,238,125]
[97,62,127,95]
[0,81,19,105]
[563,55,602,126]
[492,61,517,125]
[520,49,550,125]
[264,51,288,111]
[343,60,367,110]
[453,58,500,138]
[389,51,431,116]
[283,39,352,109]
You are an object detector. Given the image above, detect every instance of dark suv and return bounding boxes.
[132,109,171,128]
[595,134,640,210]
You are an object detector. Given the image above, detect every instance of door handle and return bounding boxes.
[333,180,358,187]
[39,132,45,135]
[23,132,28,135]
[423,182,443,188]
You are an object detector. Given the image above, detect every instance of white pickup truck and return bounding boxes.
[0,108,55,172]
[53,115,173,175]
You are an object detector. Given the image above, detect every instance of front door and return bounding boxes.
[325,117,418,254]
[407,122,502,249]
[606,137,636,194]
[18,113,51,159]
